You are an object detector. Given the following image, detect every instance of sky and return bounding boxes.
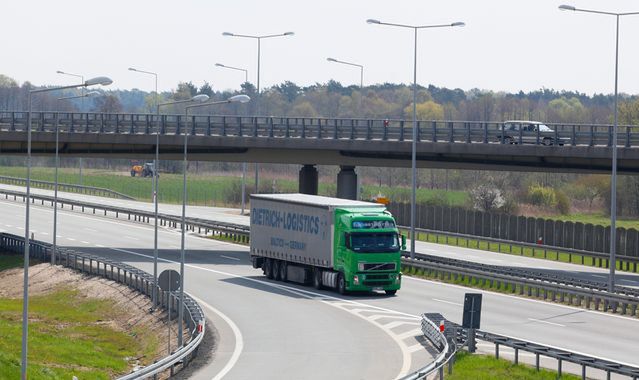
[3,0,639,96]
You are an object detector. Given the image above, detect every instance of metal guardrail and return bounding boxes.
[3,186,639,316]
[439,316,639,379]
[407,251,639,299]
[1,111,639,147]
[0,175,135,200]
[399,313,456,380]
[0,232,206,379]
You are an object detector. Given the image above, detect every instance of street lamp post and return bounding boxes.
[222,31,294,193]
[367,19,464,260]
[54,91,100,266]
[326,57,364,112]
[559,4,639,292]
[22,76,112,380]
[128,67,161,309]
[159,94,250,347]
[215,62,250,214]
[56,70,86,185]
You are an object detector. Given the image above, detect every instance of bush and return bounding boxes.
[555,190,571,215]
[528,184,556,207]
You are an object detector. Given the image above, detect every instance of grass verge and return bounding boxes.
[0,254,23,271]
[447,351,580,380]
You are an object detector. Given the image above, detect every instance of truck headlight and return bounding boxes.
[358,262,364,271]
[353,275,360,285]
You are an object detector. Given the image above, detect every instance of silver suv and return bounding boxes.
[497,120,567,146]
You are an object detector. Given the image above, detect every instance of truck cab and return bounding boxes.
[334,208,404,295]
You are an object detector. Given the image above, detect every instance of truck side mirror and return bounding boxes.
[344,233,351,249]
[401,234,406,250]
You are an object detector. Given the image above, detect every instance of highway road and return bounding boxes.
[2,188,639,378]
[4,183,639,289]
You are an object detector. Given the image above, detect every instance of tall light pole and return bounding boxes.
[160,94,250,347]
[56,70,86,185]
[560,4,639,292]
[222,31,294,193]
[128,66,161,308]
[22,76,112,380]
[54,91,100,266]
[326,57,364,112]
[215,62,249,83]
[367,19,464,260]
[215,62,249,214]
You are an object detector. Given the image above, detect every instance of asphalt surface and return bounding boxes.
[3,186,639,379]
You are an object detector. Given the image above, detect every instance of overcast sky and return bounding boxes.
[4,0,639,96]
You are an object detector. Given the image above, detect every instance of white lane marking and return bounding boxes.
[527,318,566,327]
[397,329,423,340]
[40,232,49,235]
[190,295,244,380]
[66,238,76,241]
[220,255,241,261]
[432,298,463,306]
[404,275,639,324]
[593,275,607,279]
[125,236,140,241]
[84,228,99,232]
[382,321,420,330]
[16,226,24,230]
[80,241,90,244]
[620,279,638,284]
[5,225,12,227]
[94,244,105,248]
[108,247,414,378]
[407,343,426,353]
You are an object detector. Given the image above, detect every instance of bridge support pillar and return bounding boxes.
[337,166,358,200]
[298,164,318,195]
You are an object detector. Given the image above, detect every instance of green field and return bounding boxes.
[539,212,639,230]
[447,351,580,380]
[0,254,23,271]
[0,166,468,207]
[0,257,158,379]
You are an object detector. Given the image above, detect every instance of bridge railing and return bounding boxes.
[1,111,637,147]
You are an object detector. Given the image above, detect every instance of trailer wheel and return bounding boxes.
[313,268,322,290]
[337,273,346,295]
[264,259,275,279]
[273,260,282,281]
[279,261,288,282]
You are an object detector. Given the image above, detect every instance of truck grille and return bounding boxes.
[362,263,396,271]
[363,280,392,287]
[365,274,391,280]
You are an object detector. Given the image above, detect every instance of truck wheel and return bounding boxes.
[385,290,397,296]
[337,273,346,295]
[273,260,282,281]
[279,261,288,282]
[130,170,136,177]
[313,268,322,290]
[264,259,275,279]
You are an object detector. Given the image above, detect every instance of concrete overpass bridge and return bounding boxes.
[1,111,638,198]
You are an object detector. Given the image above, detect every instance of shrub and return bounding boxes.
[528,184,556,207]
[555,190,571,215]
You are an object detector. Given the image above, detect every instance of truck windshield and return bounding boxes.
[350,233,399,253]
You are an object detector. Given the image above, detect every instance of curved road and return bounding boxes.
[3,186,639,379]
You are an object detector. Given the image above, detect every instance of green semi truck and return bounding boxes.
[250,193,404,295]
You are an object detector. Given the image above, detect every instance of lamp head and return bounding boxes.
[85,76,113,86]
[366,19,381,24]
[451,22,465,27]
[128,67,137,71]
[215,63,225,67]
[222,32,234,36]
[559,4,576,11]
[229,94,250,103]
[283,32,294,36]
[192,94,210,103]
[327,57,338,62]
[56,70,65,74]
